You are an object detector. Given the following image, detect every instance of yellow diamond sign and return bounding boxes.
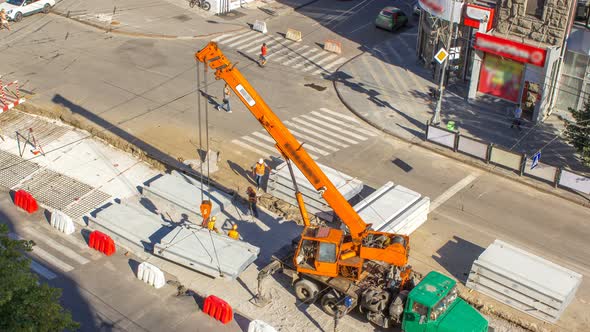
[434,48,449,64]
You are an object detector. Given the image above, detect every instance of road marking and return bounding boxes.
[288,128,338,151]
[293,50,329,69]
[302,53,339,72]
[283,48,319,66]
[10,233,75,272]
[266,39,297,60]
[253,130,330,156]
[22,228,90,265]
[312,57,348,75]
[300,115,368,140]
[232,139,271,157]
[319,108,358,123]
[30,260,57,280]
[290,117,359,144]
[241,135,319,159]
[273,45,308,63]
[217,31,255,45]
[226,32,262,48]
[242,35,274,52]
[429,173,480,212]
[310,111,376,136]
[284,121,349,148]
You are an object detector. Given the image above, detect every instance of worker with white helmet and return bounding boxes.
[252,158,271,191]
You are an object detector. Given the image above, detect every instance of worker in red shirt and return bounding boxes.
[259,43,268,66]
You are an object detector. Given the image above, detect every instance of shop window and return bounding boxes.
[526,0,545,18]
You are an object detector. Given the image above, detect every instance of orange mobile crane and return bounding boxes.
[195,42,414,326]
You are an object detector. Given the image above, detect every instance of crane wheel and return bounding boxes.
[294,279,319,303]
[320,293,339,317]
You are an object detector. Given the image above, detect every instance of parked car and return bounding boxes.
[0,0,55,22]
[375,7,408,32]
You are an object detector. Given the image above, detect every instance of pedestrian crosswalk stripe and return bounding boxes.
[22,228,90,265]
[287,128,338,151]
[245,133,320,159]
[232,139,271,157]
[293,49,326,69]
[253,130,330,156]
[290,117,359,144]
[319,108,359,123]
[283,48,319,66]
[378,43,412,93]
[310,111,377,136]
[240,35,273,52]
[302,53,339,72]
[9,232,75,273]
[245,36,276,53]
[284,120,350,148]
[31,260,57,280]
[266,40,298,60]
[312,56,347,75]
[300,114,368,140]
[273,45,309,63]
[217,31,256,45]
[227,32,262,48]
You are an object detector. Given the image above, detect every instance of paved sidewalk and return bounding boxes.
[51,0,313,38]
[334,36,590,175]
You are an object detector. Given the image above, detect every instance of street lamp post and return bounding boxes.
[431,0,456,125]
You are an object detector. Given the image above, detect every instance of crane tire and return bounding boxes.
[294,278,319,303]
[321,293,339,317]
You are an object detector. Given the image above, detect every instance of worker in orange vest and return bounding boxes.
[252,158,270,191]
[228,224,240,240]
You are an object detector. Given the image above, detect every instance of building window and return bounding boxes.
[556,51,590,112]
[526,0,545,18]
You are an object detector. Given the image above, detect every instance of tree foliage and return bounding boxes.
[565,99,590,166]
[0,224,79,331]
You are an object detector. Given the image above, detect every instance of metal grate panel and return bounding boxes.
[0,111,70,146]
[0,150,40,189]
[63,189,111,220]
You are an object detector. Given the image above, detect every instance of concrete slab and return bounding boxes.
[142,171,233,225]
[153,225,260,280]
[88,200,173,259]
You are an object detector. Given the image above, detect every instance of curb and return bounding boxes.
[332,53,590,209]
[49,11,249,40]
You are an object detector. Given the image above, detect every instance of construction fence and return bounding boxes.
[425,122,590,196]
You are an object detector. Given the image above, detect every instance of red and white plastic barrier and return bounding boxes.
[1,78,26,114]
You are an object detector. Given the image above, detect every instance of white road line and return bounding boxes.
[273,45,308,63]
[283,48,319,66]
[300,115,368,140]
[30,260,57,280]
[227,32,263,48]
[241,135,279,154]
[288,128,338,151]
[293,50,329,69]
[312,57,348,75]
[218,31,256,45]
[10,232,75,273]
[290,118,359,145]
[212,33,232,42]
[242,35,274,52]
[310,111,377,136]
[302,53,339,72]
[380,43,412,93]
[251,131,329,156]
[232,139,271,157]
[285,121,349,148]
[22,228,90,265]
[429,173,480,212]
[360,55,393,93]
[319,108,359,123]
[265,39,297,60]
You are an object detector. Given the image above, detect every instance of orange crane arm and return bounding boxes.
[195,42,368,239]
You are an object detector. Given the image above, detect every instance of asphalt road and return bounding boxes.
[1,1,590,330]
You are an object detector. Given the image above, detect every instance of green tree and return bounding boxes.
[565,100,590,166]
[0,224,79,331]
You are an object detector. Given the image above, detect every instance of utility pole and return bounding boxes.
[431,0,456,125]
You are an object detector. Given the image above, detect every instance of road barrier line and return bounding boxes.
[290,118,359,144]
[310,111,376,136]
[284,121,349,148]
[300,115,368,140]
[430,173,481,212]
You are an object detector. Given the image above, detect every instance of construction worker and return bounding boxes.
[247,186,259,218]
[228,224,240,240]
[252,158,271,191]
[217,83,232,113]
[205,216,219,233]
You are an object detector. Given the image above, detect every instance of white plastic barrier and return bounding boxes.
[137,262,166,289]
[50,210,75,235]
[285,28,302,42]
[248,320,277,332]
[253,20,268,34]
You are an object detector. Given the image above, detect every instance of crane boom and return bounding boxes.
[195,42,368,239]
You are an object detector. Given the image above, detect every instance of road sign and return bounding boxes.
[434,48,449,64]
[531,151,541,170]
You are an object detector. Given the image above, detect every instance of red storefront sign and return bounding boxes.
[463,4,494,32]
[473,33,547,67]
[478,54,524,102]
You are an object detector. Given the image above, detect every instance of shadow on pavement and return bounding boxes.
[432,236,485,284]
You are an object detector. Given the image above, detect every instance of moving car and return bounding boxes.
[375,7,408,32]
[0,0,55,22]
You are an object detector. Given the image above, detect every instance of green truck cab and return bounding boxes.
[402,271,488,332]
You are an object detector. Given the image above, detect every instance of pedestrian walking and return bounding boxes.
[511,104,523,130]
[217,83,232,113]
[252,158,270,191]
[247,186,259,218]
[0,9,10,31]
[228,224,240,240]
[259,43,268,67]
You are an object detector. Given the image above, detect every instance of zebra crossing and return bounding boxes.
[212,30,348,76]
[231,108,378,159]
[10,225,102,280]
